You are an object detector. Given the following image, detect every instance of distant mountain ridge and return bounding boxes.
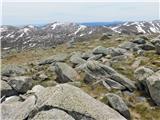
[1,20,160,53]
[80,21,124,27]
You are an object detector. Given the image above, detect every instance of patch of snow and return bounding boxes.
[0,27,7,32]
[23,28,30,33]
[16,33,24,40]
[29,43,36,47]
[3,47,10,50]
[6,33,12,38]
[28,25,34,28]
[51,22,63,30]
[110,26,121,33]
[74,25,86,35]
[150,27,157,33]
[88,31,93,34]
[10,35,15,38]
[135,24,146,33]
[0,36,3,39]
[80,33,85,37]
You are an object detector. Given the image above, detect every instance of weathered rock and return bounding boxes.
[33,84,126,120]
[134,66,154,90]
[8,76,33,93]
[38,53,68,65]
[88,54,103,60]
[155,43,160,55]
[118,42,139,51]
[105,79,126,90]
[146,71,160,106]
[70,53,86,65]
[39,73,48,81]
[1,80,17,97]
[110,73,136,91]
[99,34,110,40]
[151,37,160,45]
[134,66,154,82]
[3,96,21,104]
[81,51,94,60]
[2,65,27,77]
[132,38,146,44]
[27,85,45,94]
[106,93,130,119]
[32,109,75,120]
[1,95,36,120]
[83,61,136,91]
[54,62,80,83]
[109,48,128,57]
[139,43,155,50]
[92,46,109,55]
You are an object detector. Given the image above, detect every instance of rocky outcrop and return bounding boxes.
[32,84,126,120]
[54,62,80,83]
[38,53,68,65]
[134,66,154,90]
[32,109,75,120]
[146,71,160,106]
[2,65,27,77]
[1,80,17,97]
[83,60,136,91]
[105,93,130,119]
[7,76,33,93]
[1,95,36,120]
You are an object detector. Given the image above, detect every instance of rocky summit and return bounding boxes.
[1,21,160,120]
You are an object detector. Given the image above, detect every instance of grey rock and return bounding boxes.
[134,66,154,90]
[155,43,160,55]
[109,47,128,57]
[54,62,80,83]
[2,65,27,77]
[106,93,130,119]
[39,73,48,81]
[92,46,109,55]
[151,37,160,45]
[32,109,75,120]
[118,42,138,51]
[39,53,68,65]
[1,80,17,97]
[88,54,103,60]
[132,38,146,44]
[139,43,155,50]
[82,51,94,60]
[70,53,86,65]
[8,76,33,93]
[105,79,126,90]
[83,61,135,91]
[3,96,21,104]
[34,84,126,120]
[146,71,160,106]
[1,95,36,120]
[110,73,136,91]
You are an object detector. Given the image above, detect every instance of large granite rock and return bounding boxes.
[2,65,27,77]
[7,76,33,93]
[38,53,68,65]
[54,62,80,83]
[146,71,160,106]
[106,93,130,119]
[134,66,154,90]
[70,52,86,65]
[83,60,135,91]
[1,80,17,97]
[1,95,36,120]
[32,109,75,120]
[33,84,126,120]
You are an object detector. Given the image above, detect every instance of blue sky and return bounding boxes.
[2,2,159,25]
